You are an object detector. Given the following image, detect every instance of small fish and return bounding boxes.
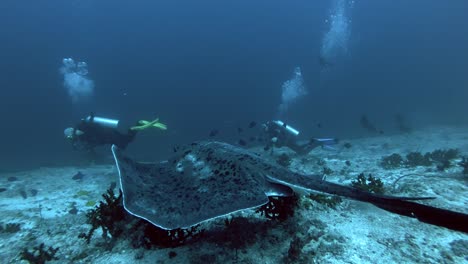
[237,127,243,134]
[7,176,18,182]
[69,206,78,215]
[72,171,85,181]
[238,139,247,146]
[19,189,27,199]
[173,146,180,153]
[317,122,322,128]
[248,121,257,128]
[30,189,38,196]
[209,129,219,137]
[360,115,380,134]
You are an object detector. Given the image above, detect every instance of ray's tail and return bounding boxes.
[305,177,468,233]
[370,196,467,233]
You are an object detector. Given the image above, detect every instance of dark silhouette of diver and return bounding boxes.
[64,113,166,152]
[319,54,334,70]
[262,120,336,155]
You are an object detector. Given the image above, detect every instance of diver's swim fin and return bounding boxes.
[313,138,337,145]
[130,118,167,131]
[138,119,167,130]
[315,138,338,150]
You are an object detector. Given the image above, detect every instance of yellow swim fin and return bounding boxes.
[130,118,167,131]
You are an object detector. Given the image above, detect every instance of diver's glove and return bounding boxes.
[130,118,167,131]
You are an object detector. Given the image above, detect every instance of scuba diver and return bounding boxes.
[262,120,336,155]
[64,113,167,152]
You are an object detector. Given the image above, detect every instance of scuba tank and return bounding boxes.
[272,120,300,136]
[84,115,119,129]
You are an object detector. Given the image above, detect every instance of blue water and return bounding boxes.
[0,0,467,170]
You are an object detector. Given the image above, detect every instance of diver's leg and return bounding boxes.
[289,142,310,155]
[113,130,138,150]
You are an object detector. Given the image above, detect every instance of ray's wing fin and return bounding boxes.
[111,144,269,230]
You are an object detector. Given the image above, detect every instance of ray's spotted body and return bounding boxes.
[112,141,468,233]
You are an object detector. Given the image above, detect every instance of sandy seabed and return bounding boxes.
[1,126,467,264]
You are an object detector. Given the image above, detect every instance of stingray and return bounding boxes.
[111,141,468,233]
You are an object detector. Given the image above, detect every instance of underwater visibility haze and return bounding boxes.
[0,0,467,263]
[0,0,466,169]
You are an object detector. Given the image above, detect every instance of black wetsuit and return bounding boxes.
[71,120,137,151]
